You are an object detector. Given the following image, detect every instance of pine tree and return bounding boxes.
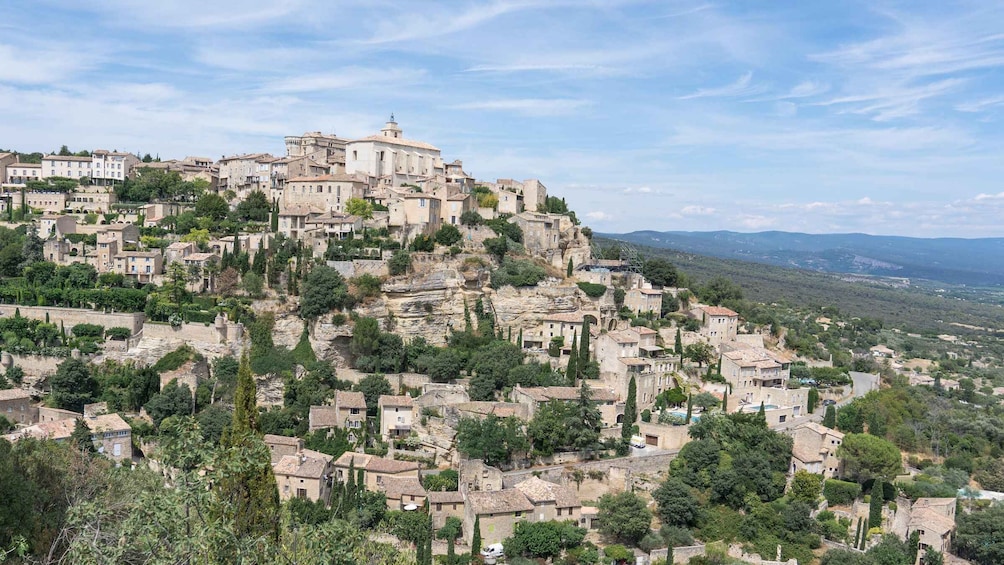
[675,327,682,355]
[216,353,281,543]
[869,479,884,530]
[823,405,836,428]
[622,376,637,442]
[471,515,482,556]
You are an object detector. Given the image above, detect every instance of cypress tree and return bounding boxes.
[674,327,682,355]
[216,353,281,543]
[566,333,578,386]
[622,376,637,442]
[823,405,836,428]
[507,326,512,342]
[567,258,573,277]
[471,515,482,556]
[869,479,884,530]
[270,199,279,233]
[70,418,95,454]
[579,319,590,363]
[685,393,693,424]
[757,401,766,422]
[517,328,523,349]
[721,388,728,412]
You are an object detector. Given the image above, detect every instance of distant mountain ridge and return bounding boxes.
[600,230,1004,286]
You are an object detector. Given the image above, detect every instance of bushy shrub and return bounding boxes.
[576,282,607,298]
[823,479,862,506]
[72,323,105,338]
[491,259,546,289]
[389,251,411,276]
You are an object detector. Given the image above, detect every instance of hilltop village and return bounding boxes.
[0,120,1000,565]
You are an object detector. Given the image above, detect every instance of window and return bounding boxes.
[436,503,442,511]
[515,511,522,518]
[296,488,307,499]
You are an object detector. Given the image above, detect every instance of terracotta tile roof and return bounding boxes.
[606,330,639,344]
[618,357,652,367]
[335,391,367,410]
[351,135,440,152]
[514,476,580,508]
[264,434,302,447]
[467,489,533,515]
[427,490,465,504]
[701,305,739,317]
[795,422,843,439]
[273,452,330,479]
[909,508,955,535]
[309,406,339,429]
[792,445,825,464]
[0,389,31,401]
[379,395,414,408]
[43,155,92,162]
[722,346,790,367]
[454,402,524,419]
[633,326,657,335]
[380,476,427,499]
[87,413,130,434]
[366,457,420,474]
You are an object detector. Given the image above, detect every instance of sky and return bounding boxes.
[2,1,1004,238]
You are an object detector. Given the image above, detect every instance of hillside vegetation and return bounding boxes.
[596,237,1004,335]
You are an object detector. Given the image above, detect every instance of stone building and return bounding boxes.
[345,117,444,187]
[788,422,844,478]
[0,389,37,426]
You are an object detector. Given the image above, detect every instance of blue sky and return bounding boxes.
[2,1,1004,238]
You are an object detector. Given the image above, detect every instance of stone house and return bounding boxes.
[282,173,367,213]
[527,311,589,352]
[264,434,304,463]
[462,476,580,547]
[429,490,466,530]
[510,385,620,428]
[691,305,739,346]
[596,327,676,406]
[309,391,367,433]
[5,162,41,184]
[442,192,475,226]
[380,476,428,510]
[787,422,844,478]
[216,153,273,196]
[37,215,76,239]
[388,193,443,236]
[906,498,956,563]
[378,395,415,441]
[164,241,197,265]
[277,206,320,240]
[3,413,132,463]
[273,448,334,503]
[624,288,663,316]
[332,452,420,492]
[0,389,37,426]
[114,251,163,283]
[721,345,791,392]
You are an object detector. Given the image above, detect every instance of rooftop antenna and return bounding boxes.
[390,112,395,122]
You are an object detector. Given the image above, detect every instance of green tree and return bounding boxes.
[299,265,350,319]
[789,470,823,505]
[642,258,678,287]
[69,418,95,454]
[684,342,716,367]
[242,271,264,297]
[823,405,837,428]
[698,276,743,305]
[215,354,281,543]
[579,318,591,362]
[837,433,903,483]
[50,358,99,412]
[236,190,270,221]
[455,414,528,468]
[955,504,1004,565]
[434,224,462,246]
[388,250,411,276]
[597,491,652,545]
[675,327,682,355]
[622,376,637,442]
[808,388,820,414]
[345,197,374,220]
[923,548,944,565]
[471,515,482,556]
[194,192,229,220]
[354,373,392,418]
[653,477,700,528]
[869,479,884,529]
[567,258,574,277]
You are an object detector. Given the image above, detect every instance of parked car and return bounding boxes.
[481,543,505,561]
[822,399,837,406]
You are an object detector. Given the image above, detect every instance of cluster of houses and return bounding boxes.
[0,392,132,462]
[1,117,584,284]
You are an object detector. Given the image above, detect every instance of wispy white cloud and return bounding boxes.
[266,67,428,94]
[955,95,1004,113]
[451,98,591,116]
[678,71,766,100]
[585,211,613,221]
[814,78,967,121]
[681,205,717,216]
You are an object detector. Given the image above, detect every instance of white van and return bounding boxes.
[629,435,647,449]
